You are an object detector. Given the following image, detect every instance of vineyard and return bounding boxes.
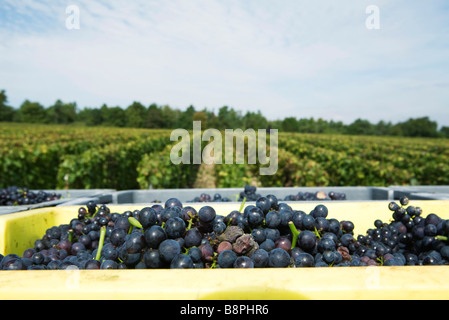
[1,122,449,190]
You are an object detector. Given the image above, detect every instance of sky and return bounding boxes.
[0,0,449,127]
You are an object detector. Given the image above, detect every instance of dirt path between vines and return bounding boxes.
[193,163,216,188]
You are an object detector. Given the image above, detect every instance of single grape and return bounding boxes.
[217,250,237,268]
[233,256,254,268]
[268,248,290,268]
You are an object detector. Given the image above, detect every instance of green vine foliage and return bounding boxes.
[136,143,200,189]
[1,123,449,190]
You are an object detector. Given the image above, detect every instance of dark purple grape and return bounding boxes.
[138,207,158,229]
[101,243,118,261]
[298,230,317,252]
[224,210,241,226]
[247,207,264,228]
[110,228,127,247]
[71,242,86,256]
[311,204,328,218]
[268,248,290,268]
[23,248,36,259]
[79,234,92,248]
[302,215,316,231]
[275,237,292,253]
[259,239,275,252]
[125,232,146,254]
[164,217,186,239]
[181,206,198,223]
[187,247,202,263]
[84,260,101,269]
[159,239,181,264]
[265,194,279,210]
[217,250,237,268]
[100,260,118,269]
[170,254,194,269]
[31,252,45,265]
[251,228,266,244]
[184,228,202,248]
[399,196,409,206]
[198,243,214,263]
[295,252,314,267]
[114,217,131,232]
[266,211,282,231]
[144,225,167,249]
[251,249,269,268]
[255,196,271,214]
[143,249,162,269]
[233,256,254,268]
[198,206,216,224]
[213,221,226,234]
[165,198,183,208]
[340,220,354,233]
[317,237,336,253]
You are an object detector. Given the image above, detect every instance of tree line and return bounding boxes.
[0,89,448,138]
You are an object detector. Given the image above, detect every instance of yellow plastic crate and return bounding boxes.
[1,201,449,300]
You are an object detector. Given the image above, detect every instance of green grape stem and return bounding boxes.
[288,221,300,250]
[95,226,106,261]
[239,197,247,213]
[313,227,322,239]
[186,212,195,230]
[128,217,143,229]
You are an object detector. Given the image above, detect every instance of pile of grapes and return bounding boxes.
[0,186,62,206]
[189,185,346,203]
[283,190,346,201]
[1,195,449,270]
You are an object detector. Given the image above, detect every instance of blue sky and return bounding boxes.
[1,0,449,126]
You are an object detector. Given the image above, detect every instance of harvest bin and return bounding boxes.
[389,185,449,201]
[1,200,449,300]
[109,186,393,204]
[0,189,115,215]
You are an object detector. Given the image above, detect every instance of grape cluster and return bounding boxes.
[189,185,347,203]
[190,193,232,203]
[1,196,449,270]
[283,190,346,201]
[0,186,62,206]
[188,185,259,202]
[356,196,449,266]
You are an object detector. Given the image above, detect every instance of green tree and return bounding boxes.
[0,90,15,121]
[345,118,374,135]
[146,103,164,128]
[268,120,283,131]
[46,99,77,124]
[215,106,243,130]
[16,100,46,123]
[176,105,196,129]
[160,105,179,129]
[193,111,208,127]
[281,117,300,132]
[78,107,103,126]
[326,120,345,134]
[242,111,268,130]
[101,104,126,127]
[440,126,449,138]
[297,118,317,133]
[204,109,219,129]
[315,118,329,133]
[374,120,393,136]
[125,101,147,128]
[396,117,439,137]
